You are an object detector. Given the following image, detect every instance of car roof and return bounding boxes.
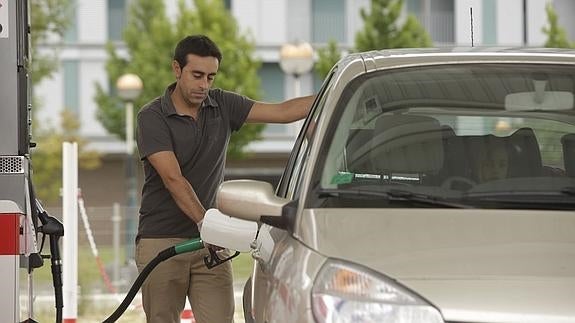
[349,47,575,70]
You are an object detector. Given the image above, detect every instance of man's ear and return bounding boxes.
[172,60,181,79]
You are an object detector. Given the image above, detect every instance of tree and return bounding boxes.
[29,0,101,203]
[29,0,73,86]
[539,3,574,166]
[32,111,101,202]
[355,0,431,51]
[315,39,342,80]
[95,0,263,159]
[542,2,574,48]
[315,0,431,80]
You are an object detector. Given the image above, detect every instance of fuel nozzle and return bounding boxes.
[35,199,64,322]
[203,247,240,269]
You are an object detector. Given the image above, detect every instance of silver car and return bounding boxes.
[215,48,575,323]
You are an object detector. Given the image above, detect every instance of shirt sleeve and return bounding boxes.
[136,107,173,160]
[213,89,255,131]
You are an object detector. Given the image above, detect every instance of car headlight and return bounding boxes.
[312,260,444,323]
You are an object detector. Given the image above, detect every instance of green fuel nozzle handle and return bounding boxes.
[174,238,204,254]
[173,237,240,269]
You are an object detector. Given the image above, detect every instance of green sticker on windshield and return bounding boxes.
[331,172,354,184]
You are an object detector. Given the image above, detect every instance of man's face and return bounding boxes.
[479,147,509,182]
[173,53,219,107]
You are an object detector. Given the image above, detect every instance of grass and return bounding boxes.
[232,252,255,281]
[29,245,254,287]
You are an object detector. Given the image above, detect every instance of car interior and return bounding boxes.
[321,63,575,198]
[342,113,575,188]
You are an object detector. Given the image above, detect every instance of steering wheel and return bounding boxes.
[441,176,477,190]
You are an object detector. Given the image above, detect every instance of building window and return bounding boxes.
[482,0,497,45]
[108,0,126,41]
[63,60,79,115]
[406,0,454,44]
[259,63,289,137]
[64,0,77,43]
[406,0,420,13]
[224,0,231,10]
[312,0,346,44]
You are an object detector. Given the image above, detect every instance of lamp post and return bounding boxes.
[279,41,314,132]
[116,73,143,262]
[279,41,314,98]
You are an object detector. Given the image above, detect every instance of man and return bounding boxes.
[135,34,315,323]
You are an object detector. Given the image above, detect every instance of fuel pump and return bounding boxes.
[1,2,254,322]
[0,0,63,322]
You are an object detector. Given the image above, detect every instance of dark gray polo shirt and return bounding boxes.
[136,83,254,239]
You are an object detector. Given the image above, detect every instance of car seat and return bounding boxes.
[561,133,575,177]
[506,127,543,178]
[439,125,468,179]
[370,114,444,182]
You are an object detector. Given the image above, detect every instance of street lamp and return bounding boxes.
[116,73,143,262]
[279,41,314,98]
[279,41,314,133]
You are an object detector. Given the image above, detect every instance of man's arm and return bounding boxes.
[246,95,315,123]
[147,151,205,224]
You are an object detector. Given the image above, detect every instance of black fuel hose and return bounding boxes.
[102,238,205,323]
[34,198,64,323]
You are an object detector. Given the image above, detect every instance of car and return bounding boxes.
[207,48,575,323]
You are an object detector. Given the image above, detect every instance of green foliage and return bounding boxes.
[315,39,342,80]
[29,0,73,86]
[540,4,573,167]
[32,111,101,203]
[315,0,432,82]
[95,0,264,159]
[355,0,431,51]
[542,3,574,49]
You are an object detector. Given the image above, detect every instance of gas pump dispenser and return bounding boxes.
[0,0,64,322]
[1,3,251,322]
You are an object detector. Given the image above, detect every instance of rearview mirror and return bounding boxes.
[505,79,573,111]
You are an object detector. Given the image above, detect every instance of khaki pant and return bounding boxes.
[136,238,234,323]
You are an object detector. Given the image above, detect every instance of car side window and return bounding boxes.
[278,69,336,199]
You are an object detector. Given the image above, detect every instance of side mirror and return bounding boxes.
[216,180,288,221]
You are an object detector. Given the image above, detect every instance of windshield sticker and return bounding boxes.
[331,172,354,184]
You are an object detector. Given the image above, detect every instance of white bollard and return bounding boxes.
[62,142,78,322]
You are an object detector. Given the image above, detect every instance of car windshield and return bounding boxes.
[317,63,575,209]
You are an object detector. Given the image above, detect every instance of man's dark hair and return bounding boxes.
[173,35,223,69]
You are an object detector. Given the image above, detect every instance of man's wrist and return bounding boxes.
[196,219,203,232]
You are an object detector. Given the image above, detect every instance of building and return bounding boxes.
[35,0,575,208]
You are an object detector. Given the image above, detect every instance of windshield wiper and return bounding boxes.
[317,188,473,208]
[560,186,575,196]
[462,189,575,209]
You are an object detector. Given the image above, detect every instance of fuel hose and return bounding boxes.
[102,238,205,323]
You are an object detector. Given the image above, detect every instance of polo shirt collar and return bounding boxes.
[161,82,219,116]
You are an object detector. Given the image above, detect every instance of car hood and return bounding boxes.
[298,208,575,322]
